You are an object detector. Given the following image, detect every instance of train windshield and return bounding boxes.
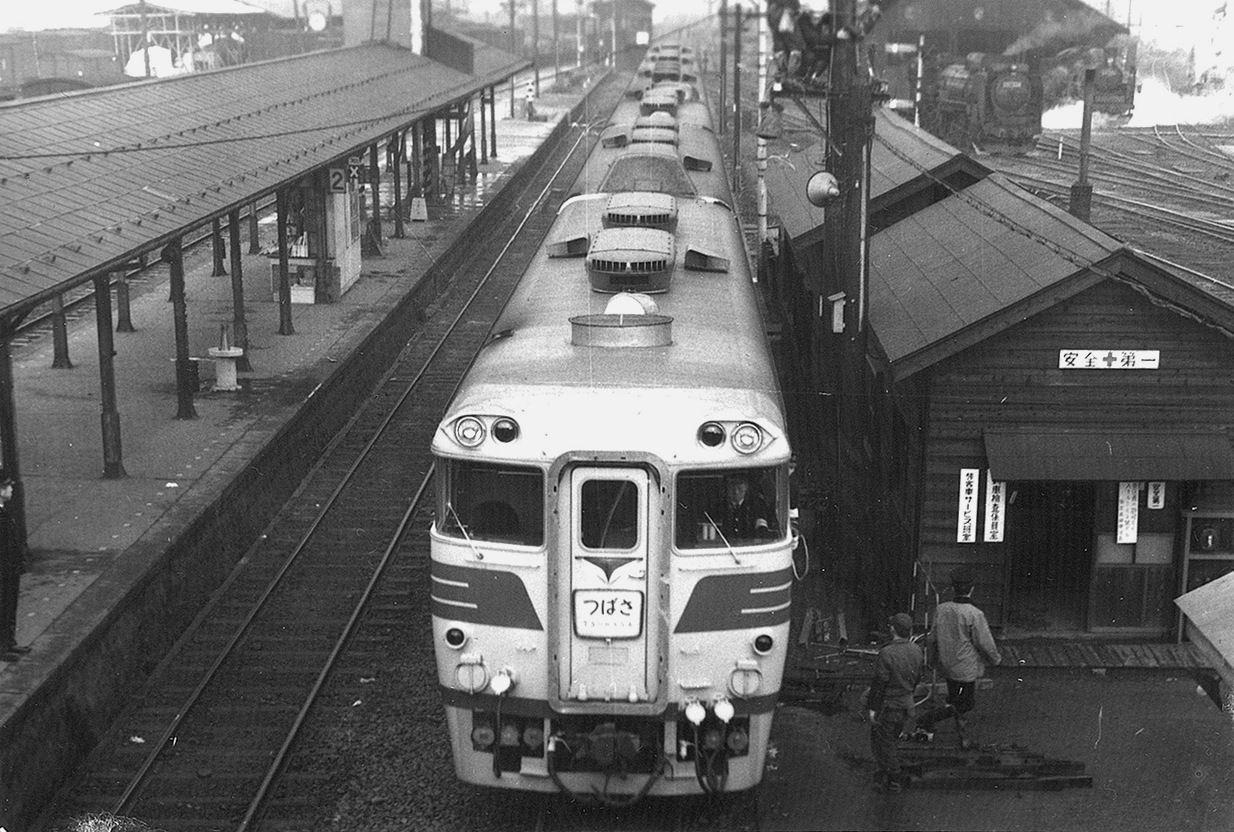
[438,460,544,547]
[675,466,785,550]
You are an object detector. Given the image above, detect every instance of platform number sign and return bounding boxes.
[328,168,348,193]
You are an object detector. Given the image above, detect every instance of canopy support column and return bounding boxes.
[93,273,125,478]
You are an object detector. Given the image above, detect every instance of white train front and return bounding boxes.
[429,58,793,802]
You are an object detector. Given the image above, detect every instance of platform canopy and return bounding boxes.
[0,38,528,322]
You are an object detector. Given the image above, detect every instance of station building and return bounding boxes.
[766,108,1234,639]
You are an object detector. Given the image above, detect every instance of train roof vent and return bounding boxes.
[631,127,678,145]
[546,233,590,258]
[683,153,712,172]
[635,112,677,131]
[684,244,730,272]
[639,91,679,116]
[601,124,631,148]
[586,227,674,293]
[570,293,673,348]
[603,192,677,230]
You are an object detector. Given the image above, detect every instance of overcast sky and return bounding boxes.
[0,0,1223,52]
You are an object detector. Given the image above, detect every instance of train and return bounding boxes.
[429,43,795,802]
[924,52,1044,149]
[1069,45,1137,119]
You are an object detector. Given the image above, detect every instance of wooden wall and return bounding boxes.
[910,279,1234,626]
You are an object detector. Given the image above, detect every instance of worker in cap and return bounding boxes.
[866,612,923,793]
[0,469,28,661]
[913,566,1000,748]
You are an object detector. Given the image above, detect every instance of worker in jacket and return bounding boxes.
[913,567,1000,748]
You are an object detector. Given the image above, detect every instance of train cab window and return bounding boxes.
[580,479,640,551]
[438,460,544,546]
[675,467,785,550]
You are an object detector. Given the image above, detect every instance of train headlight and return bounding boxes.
[698,422,725,447]
[492,418,519,443]
[491,667,517,695]
[752,634,775,655]
[454,416,486,447]
[731,422,763,454]
[713,697,735,723]
[444,627,468,649]
[684,699,706,725]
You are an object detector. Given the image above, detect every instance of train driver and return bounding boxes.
[700,473,779,544]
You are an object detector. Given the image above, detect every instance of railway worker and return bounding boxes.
[524,80,537,121]
[701,473,778,543]
[767,0,806,81]
[0,470,28,661]
[867,612,924,793]
[912,567,1001,749]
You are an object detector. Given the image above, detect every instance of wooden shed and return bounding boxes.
[765,108,1234,638]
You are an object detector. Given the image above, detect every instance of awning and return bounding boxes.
[983,429,1234,481]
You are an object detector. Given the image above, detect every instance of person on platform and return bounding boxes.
[867,612,924,793]
[913,567,1001,748]
[699,474,778,544]
[0,471,29,661]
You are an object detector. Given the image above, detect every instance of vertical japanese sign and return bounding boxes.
[1147,481,1165,510]
[984,472,1006,542]
[1117,481,1139,544]
[957,468,979,543]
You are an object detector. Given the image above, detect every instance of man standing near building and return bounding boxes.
[914,567,1001,748]
[867,612,923,793]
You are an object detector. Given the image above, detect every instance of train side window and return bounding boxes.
[438,460,544,546]
[675,466,785,550]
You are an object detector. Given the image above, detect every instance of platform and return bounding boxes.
[0,83,594,829]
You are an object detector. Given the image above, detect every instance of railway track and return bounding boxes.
[34,75,626,832]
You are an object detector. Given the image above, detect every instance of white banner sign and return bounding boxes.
[1146,481,1165,510]
[1058,349,1160,370]
[957,468,979,543]
[984,472,1006,543]
[1117,481,1140,544]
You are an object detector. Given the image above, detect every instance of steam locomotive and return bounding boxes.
[926,52,1043,149]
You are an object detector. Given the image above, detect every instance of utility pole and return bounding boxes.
[509,0,518,118]
[718,0,727,136]
[576,0,584,70]
[756,0,768,245]
[532,0,540,96]
[732,3,742,186]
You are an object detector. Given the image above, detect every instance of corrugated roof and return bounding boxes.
[766,107,984,245]
[869,172,1122,371]
[0,40,528,317]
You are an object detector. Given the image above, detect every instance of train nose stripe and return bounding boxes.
[674,567,793,633]
[431,562,543,630]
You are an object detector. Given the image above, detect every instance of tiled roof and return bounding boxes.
[765,107,983,246]
[869,172,1122,372]
[0,40,527,317]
